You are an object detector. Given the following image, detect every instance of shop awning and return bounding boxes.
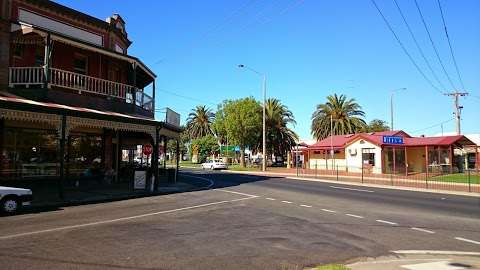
[0,95,181,138]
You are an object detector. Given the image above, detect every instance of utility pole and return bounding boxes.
[445,92,468,135]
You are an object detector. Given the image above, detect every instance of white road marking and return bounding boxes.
[281,200,293,204]
[216,189,259,198]
[455,237,480,245]
[321,208,336,213]
[265,198,276,201]
[345,214,364,219]
[392,250,480,256]
[411,227,435,234]
[0,197,256,240]
[329,186,374,193]
[300,204,312,208]
[180,174,215,188]
[401,261,466,270]
[376,219,398,225]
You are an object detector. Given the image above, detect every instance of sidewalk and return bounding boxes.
[224,169,480,197]
[347,252,480,270]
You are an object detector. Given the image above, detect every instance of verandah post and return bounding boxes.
[58,114,66,200]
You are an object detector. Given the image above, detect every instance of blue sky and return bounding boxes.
[56,0,479,139]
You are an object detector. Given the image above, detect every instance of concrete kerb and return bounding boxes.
[226,170,480,198]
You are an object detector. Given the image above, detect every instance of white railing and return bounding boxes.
[49,68,134,100]
[8,67,154,112]
[8,67,44,87]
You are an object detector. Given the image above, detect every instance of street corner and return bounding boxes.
[347,251,480,270]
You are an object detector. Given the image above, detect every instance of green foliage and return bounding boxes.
[185,105,214,139]
[218,97,262,167]
[311,94,367,140]
[190,135,219,163]
[364,119,390,132]
[264,98,298,157]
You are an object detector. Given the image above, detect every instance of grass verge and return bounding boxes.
[429,173,480,184]
[314,264,350,270]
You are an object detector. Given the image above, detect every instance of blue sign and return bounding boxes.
[383,136,404,145]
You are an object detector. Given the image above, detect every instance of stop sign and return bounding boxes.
[143,144,153,156]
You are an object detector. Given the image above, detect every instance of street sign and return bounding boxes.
[143,144,153,156]
[382,136,404,145]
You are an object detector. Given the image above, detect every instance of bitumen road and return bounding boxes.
[0,168,479,270]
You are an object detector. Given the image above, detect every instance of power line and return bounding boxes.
[414,0,456,90]
[393,0,446,92]
[437,0,466,90]
[409,118,454,134]
[156,88,218,106]
[370,0,444,94]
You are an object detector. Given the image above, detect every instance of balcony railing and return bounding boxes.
[8,67,153,112]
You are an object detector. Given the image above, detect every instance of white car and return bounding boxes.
[202,159,227,170]
[0,186,33,214]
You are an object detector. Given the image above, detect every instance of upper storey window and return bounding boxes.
[73,54,88,75]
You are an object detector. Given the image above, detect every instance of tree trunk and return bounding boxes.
[240,147,245,168]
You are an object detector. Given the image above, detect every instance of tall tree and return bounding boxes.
[221,97,262,167]
[264,98,298,159]
[364,119,390,132]
[311,94,367,140]
[185,105,214,139]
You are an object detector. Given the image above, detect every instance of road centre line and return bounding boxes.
[411,227,435,234]
[345,214,364,219]
[0,197,256,241]
[330,186,374,193]
[300,204,312,208]
[455,237,480,245]
[321,208,336,213]
[281,200,293,204]
[216,189,259,198]
[376,219,398,225]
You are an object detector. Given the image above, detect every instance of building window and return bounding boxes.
[362,148,375,166]
[0,127,59,180]
[67,134,102,179]
[13,44,24,58]
[34,46,44,67]
[73,54,88,75]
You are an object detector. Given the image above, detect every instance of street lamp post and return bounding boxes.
[238,64,267,172]
[390,88,407,131]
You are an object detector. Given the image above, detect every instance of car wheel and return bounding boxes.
[1,196,20,214]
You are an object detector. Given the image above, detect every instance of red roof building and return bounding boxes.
[303,131,478,175]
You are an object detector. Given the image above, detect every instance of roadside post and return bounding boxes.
[361,165,364,183]
[336,165,339,181]
[315,162,317,178]
[468,169,471,192]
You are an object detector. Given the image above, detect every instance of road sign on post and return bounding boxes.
[143,144,153,156]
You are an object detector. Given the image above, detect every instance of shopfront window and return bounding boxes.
[67,134,102,179]
[0,128,59,180]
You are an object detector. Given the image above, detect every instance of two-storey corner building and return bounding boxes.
[0,0,182,203]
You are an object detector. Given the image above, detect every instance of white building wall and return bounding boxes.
[345,140,382,173]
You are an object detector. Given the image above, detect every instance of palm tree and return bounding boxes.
[185,105,214,139]
[265,98,298,159]
[311,94,366,140]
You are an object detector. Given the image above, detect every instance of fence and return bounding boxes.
[292,164,479,193]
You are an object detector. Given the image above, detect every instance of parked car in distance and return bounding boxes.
[202,159,227,170]
[0,186,33,214]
